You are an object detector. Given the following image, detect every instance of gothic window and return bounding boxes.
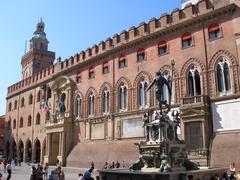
[28,115,32,127]
[47,87,52,99]
[119,55,127,69]
[19,117,23,128]
[187,65,201,96]
[89,67,95,79]
[182,32,193,48]
[208,23,221,40]
[36,113,40,125]
[119,83,127,111]
[29,94,33,105]
[215,57,232,95]
[13,119,16,129]
[88,92,95,116]
[102,88,110,114]
[138,78,149,108]
[137,48,145,62]
[21,98,25,107]
[158,40,168,55]
[37,91,41,102]
[74,95,82,118]
[14,100,17,110]
[102,62,109,74]
[185,122,203,150]
[8,102,12,112]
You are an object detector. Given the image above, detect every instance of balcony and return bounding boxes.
[181,95,209,106]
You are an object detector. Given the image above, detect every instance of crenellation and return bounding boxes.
[198,0,212,14]
[160,13,170,27]
[92,45,98,56]
[128,26,137,40]
[148,18,158,33]
[74,53,79,62]
[113,34,120,46]
[79,51,85,62]
[120,30,128,43]
[85,48,92,59]
[98,41,105,53]
[138,22,148,36]
[105,37,113,50]
[183,3,195,18]
[172,8,181,23]
[70,56,74,65]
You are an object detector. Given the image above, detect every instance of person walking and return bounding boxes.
[43,162,49,179]
[6,160,12,180]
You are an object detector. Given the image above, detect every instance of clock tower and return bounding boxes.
[21,19,55,79]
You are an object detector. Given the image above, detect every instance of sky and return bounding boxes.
[0,0,181,115]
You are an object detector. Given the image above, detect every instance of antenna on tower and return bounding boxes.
[24,40,27,54]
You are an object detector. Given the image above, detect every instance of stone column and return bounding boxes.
[45,133,52,164]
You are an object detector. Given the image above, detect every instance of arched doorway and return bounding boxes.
[18,140,24,162]
[12,140,17,159]
[34,139,41,163]
[51,133,59,165]
[42,138,46,164]
[5,141,10,159]
[25,139,32,163]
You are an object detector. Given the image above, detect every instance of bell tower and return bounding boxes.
[21,18,55,79]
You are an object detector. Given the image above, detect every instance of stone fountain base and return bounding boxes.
[98,167,227,180]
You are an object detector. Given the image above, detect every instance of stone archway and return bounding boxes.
[18,140,24,162]
[12,140,17,159]
[34,139,41,163]
[25,139,32,163]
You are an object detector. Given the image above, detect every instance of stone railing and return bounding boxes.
[181,95,208,105]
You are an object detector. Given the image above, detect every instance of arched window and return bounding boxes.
[13,119,16,129]
[215,57,232,95]
[119,83,127,111]
[208,23,221,40]
[14,100,17,110]
[27,115,32,127]
[37,91,41,102]
[118,54,127,69]
[137,48,145,62]
[187,65,201,96]
[88,92,95,116]
[29,94,33,105]
[74,95,82,118]
[158,40,168,55]
[102,62,109,74]
[102,88,110,114]
[76,72,81,83]
[47,87,52,99]
[8,102,12,112]
[138,78,149,108]
[182,32,193,48]
[19,117,23,128]
[21,98,25,107]
[36,113,40,125]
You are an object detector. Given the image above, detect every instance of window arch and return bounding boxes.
[21,98,25,107]
[137,48,145,62]
[29,94,33,105]
[119,82,127,111]
[208,23,221,40]
[89,67,95,79]
[215,57,232,95]
[36,113,40,125]
[102,88,110,114]
[138,77,149,108]
[13,119,16,129]
[187,65,201,96]
[37,91,41,102]
[182,32,193,48]
[27,115,32,127]
[19,117,23,128]
[118,54,127,69]
[14,100,17,110]
[88,91,95,116]
[8,102,12,112]
[74,95,82,118]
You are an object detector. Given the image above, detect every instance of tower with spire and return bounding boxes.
[21,19,55,79]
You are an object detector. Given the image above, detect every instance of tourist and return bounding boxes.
[103,162,109,169]
[11,159,15,170]
[30,165,36,180]
[49,170,58,180]
[230,162,236,175]
[115,161,120,168]
[6,160,12,180]
[79,173,83,180]
[83,167,94,180]
[221,172,229,180]
[3,159,7,173]
[43,162,49,179]
[59,170,65,180]
[121,160,126,168]
[91,161,95,169]
[36,165,44,180]
[110,161,115,168]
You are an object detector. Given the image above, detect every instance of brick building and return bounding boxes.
[0,115,5,155]
[5,0,240,168]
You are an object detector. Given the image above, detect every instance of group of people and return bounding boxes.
[78,162,95,180]
[102,160,125,169]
